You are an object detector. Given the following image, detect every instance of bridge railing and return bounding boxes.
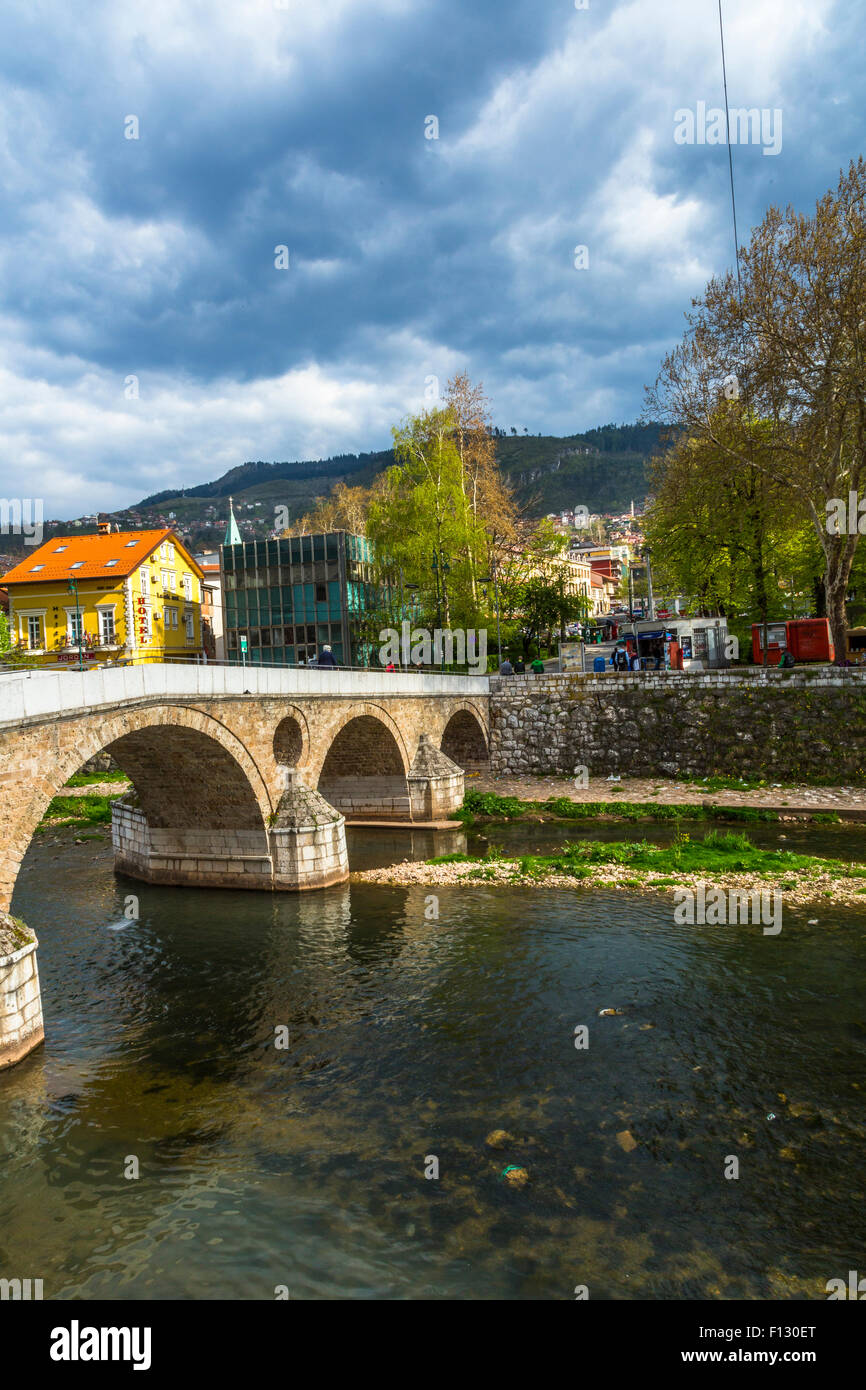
[0,654,491,677]
[0,661,491,727]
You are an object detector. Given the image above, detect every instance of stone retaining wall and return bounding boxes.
[489,669,866,781]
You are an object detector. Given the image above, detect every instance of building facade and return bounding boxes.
[1,524,204,665]
[222,531,378,666]
[194,551,225,660]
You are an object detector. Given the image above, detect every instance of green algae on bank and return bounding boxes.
[353,830,866,907]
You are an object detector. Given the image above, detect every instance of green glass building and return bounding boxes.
[221,531,378,666]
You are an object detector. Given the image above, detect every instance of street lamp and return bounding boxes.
[642,546,655,622]
[479,563,502,670]
[431,551,451,668]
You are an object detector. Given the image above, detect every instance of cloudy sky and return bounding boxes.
[0,0,861,518]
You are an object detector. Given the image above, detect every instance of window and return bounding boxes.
[124,540,138,548]
[27,615,41,649]
[53,546,67,553]
[166,606,178,629]
[69,611,83,642]
[140,570,149,597]
[104,559,118,568]
[184,611,194,641]
[99,610,116,644]
[182,574,192,601]
[315,582,327,602]
[30,564,44,572]
[69,561,84,570]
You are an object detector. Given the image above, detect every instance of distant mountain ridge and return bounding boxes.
[138,449,391,508]
[0,424,663,560]
[137,422,665,519]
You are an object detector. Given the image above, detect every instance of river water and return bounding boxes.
[2,823,866,1300]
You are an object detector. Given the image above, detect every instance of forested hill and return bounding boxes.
[136,422,665,521]
[138,449,391,508]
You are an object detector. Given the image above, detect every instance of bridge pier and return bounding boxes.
[269,781,349,891]
[111,787,349,892]
[0,918,44,1071]
[407,734,464,821]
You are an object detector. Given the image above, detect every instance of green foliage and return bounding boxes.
[37,794,115,831]
[460,791,784,825]
[65,771,130,786]
[367,406,490,633]
[439,830,856,881]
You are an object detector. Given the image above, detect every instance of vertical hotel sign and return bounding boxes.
[136,595,149,645]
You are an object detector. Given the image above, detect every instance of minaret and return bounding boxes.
[224,496,241,546]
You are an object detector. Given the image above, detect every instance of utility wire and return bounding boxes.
[718,0,742,303]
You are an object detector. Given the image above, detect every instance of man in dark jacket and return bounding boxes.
[318,645,337,668]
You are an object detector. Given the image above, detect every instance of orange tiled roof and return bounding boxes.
[0,529,203,584]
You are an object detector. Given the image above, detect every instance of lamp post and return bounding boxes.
[431,551,451,668]
[480,563,502,670]
[405,583,419,666]
[67,577,84,671]
[643,546,656,622]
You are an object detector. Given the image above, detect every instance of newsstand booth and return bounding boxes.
[625,617,729,670]
[751,618,834,665]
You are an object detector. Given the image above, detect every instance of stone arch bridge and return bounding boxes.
[0,665,490,908]
[0,664,490,1067]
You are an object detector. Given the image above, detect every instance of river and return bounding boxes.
[2,823,865,1299]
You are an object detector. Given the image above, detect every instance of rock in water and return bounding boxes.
[500,1165,529,1188]
[485,1129,513,1150]
[616,1130,638,1153]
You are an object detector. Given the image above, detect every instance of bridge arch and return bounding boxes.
[440,702,490,769]
[5,705,273,914]
[316,705,411,820]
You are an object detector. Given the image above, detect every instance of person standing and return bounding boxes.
[318,644,337,668]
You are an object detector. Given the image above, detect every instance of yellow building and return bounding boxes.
[1,523,205,666]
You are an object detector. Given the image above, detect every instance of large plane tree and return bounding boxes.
[646,157,866,657]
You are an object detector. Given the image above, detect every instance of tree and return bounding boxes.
[281,481,372,536]
[444,372,519,602]
[366,406,484,630]
[644,413,801,649]
[646,158,866,656]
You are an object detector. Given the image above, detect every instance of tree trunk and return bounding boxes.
[826,572,850,662]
